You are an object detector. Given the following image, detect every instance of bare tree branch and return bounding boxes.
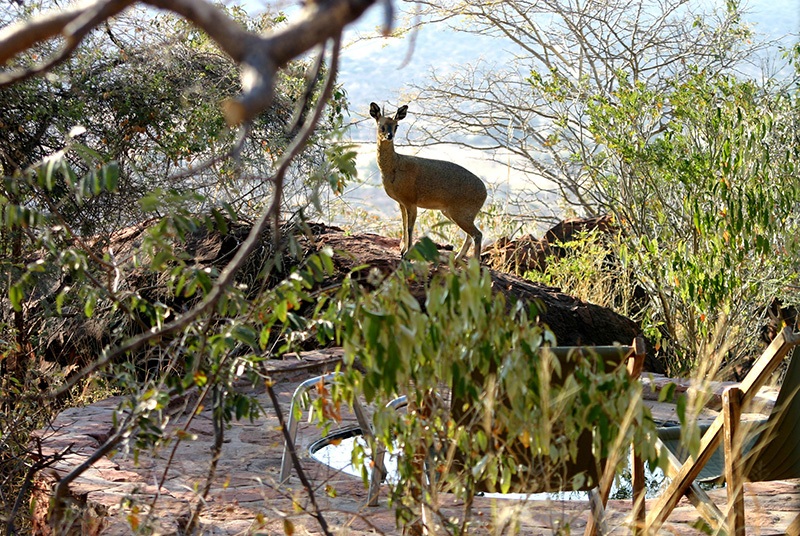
[265,379,333,536]
[50,412,135,529]
[406,0,763,219]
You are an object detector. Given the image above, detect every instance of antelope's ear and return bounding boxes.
[395,105,408,121]
[369,102,381,119]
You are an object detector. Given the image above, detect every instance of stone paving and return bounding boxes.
[31,349,800,535]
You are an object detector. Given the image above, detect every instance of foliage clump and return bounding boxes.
[407,0,800,375]
[323,251,657,533]
[0,3,355,533]
[586,69,800,374]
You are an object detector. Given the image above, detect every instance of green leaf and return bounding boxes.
[195,269,213,294]
[139,191,162,212]
[232,324,258,349]
[234,395,249,420]
[9,284,23,312]
[84,291,97,318]
[211,208,228,234]
[500,463,512,494]
[102,162,120,191]
[55,289,68,314]
[407,236,439,262]
[658,382,677,403]
[676,393,688,427]
[275,300,288,323]
[40,152,62,191]
[151,250,173,270]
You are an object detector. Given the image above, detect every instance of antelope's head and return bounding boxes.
[369,102,408,142]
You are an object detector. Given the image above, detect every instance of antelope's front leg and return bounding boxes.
[404,205,417,257]
[399,203,409,257]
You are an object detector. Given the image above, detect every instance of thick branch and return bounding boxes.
[1,0,377,124]
[141,0,254,61]
[0,0,134,86]
[0,3,108,64]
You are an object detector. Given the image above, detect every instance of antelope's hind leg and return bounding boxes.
[448,209,482,261]
[455,235,474,261]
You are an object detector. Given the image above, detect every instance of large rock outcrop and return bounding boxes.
[32,219,662,376]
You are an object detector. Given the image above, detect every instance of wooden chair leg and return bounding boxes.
[655,436,725,530]
[629,337,647,535]
[786,512,800,536]
[631,449,646,535]
[723,386,746,536]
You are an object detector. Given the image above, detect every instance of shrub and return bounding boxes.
[322,251,657,533]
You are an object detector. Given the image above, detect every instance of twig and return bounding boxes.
[152,363,214,497]
[265,34,342,246]
[5,442,72,536]
[286,43,327,137]
[165,124,250,183]
[184,385,225,534]
[50,413,134,530]
[265,379,333,536]
[145,313,216,527]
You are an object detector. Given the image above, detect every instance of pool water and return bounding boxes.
[310,429,670,501]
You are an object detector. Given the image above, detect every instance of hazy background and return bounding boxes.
[246,0,800,237]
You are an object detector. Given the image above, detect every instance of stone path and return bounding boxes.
[31,350,800,535]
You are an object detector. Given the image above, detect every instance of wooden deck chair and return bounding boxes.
[646,327,800,534]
